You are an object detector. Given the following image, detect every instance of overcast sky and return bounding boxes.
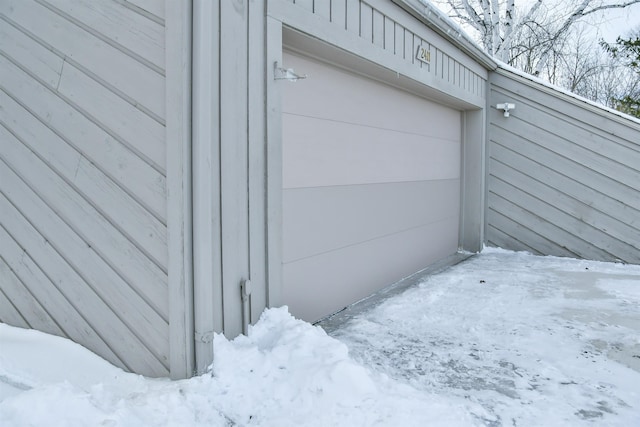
[436,1,640,42]
[525,0,640,41]
[595,3,640,41]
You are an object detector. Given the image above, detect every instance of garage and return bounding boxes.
[0,0,492,376]
[282,50,463,322]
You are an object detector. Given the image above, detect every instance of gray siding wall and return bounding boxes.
[487,68,640,264]
[0,0,170,376]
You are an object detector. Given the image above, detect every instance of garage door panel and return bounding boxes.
[283,113,461,188]
[283,216,460,322]
[283,52,461,142]
[283,179,461,263]
[282,49,462,323]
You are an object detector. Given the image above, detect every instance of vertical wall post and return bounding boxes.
[459,108,486,253]
[165,0,195,379]
[219,0,250,339]
[265,16,284,309]
[192,0,222,374]
[248,0,269,324]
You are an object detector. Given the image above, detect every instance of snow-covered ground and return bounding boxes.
[1,249,639,426]
[323,248,640,426]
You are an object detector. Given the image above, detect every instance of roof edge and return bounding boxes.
[495,64,640,128]
[391,0,497,70]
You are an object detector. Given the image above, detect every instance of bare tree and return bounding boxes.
[537,23,639,112]
[506,4,568,77]
[429,1,640,114]
[432,0,640,74]
[557,25,604,91]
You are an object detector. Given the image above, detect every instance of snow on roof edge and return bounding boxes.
[393,2,639,128]
[495,60,640,127]
[406,2,639,127]
[393,0,497,70]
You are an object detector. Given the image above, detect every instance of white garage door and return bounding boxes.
[282,51,461,322]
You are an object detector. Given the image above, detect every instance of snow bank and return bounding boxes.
[0,307,477,427]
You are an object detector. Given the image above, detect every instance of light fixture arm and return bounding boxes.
[496,102,515,117]
[274,61,307,81]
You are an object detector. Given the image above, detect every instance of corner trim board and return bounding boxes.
[165,0,195,379]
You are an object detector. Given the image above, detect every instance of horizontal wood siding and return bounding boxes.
[0,0,170,376]
[272,0,486,105]
[487,69,640,264]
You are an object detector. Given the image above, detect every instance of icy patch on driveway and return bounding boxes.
[325,249,640,426]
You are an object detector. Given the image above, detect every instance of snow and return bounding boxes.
[1,249,640,426]
[326,248,640,426]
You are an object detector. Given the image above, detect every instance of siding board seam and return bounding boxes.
[491,96,640,153]
[0,215,128,368]
[282,111,462,142]
[0,88,168,269]
[489,155,640,247]
[35,0,164,75]
[488,179,632,262]
[285,177,460,191]
[0,276,31,328]
[487,198,603,260]
[56,60,167,176]
[492,70,640,132]
[0,14,166,127]
[0,183,169,369]
[0,221,132,371]
[485,223,544,256]
[491,86,640,150]
[0,121,170,308]
[487,196,617,261]
[0,45,166,182]
[0,73,166,226]
[283,213,460,264]
[489,139,640,225]
[60,57,165,127]
[490,123,640,197]
[0,151,169,323]
[0,135,169,320]
[0,226,69,337]
[0,252,55,332]
[0,22,166,171]
[0,15,60,63]
[116,0,165,25]
[491,103,640,154]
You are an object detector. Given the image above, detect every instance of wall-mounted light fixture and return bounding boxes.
[274,61,307,81]
[496,103,515,117]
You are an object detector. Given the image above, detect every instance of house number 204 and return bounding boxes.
[416,44,431,64]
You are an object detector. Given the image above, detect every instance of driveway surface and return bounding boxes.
[321,249,640,426]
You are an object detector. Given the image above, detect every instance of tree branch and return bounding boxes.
[582,0,640,16]
[500,0,542,54]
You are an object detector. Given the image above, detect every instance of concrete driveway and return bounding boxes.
[321,249,640,426]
